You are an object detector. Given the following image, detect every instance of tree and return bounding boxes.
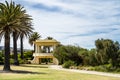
[29,32,41,52]
[54,45,82,65]
[12,3,33,65]
[88,49,98,66]
[95,39,120,67]
[19,14,33,59]
[0,1,30,71]
[19,28,33,59]
[78,48,89,65]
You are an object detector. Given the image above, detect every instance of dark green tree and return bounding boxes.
[88,49,98,66]
[78,48,89,65]
[95,39,120,67]
[54,45,82,65]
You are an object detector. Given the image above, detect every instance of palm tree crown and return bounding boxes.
[29,32,41,46]
[29,32,41,52]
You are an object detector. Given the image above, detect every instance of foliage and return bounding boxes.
[95,39,120,67]
[10,51,33,64]
[88,49,99,66]
[23,51,33,60]
[91,64,120,72]
[29,32,41,52]
[62,60,75,68]
[10,59,14,64]
[78,48,89,65]
[54,44,99,66]
[0,52,4,64]
[54,45,82,65]
[29,32,41,46]
[54,38,120,72]
[45,36,53,40]
[18,51,33,64]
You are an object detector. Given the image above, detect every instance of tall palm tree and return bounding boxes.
[19,26,33,59]
[20,14,33,59]
[29,32,41,52]
[13,14,33,64]
[0,1,30,71]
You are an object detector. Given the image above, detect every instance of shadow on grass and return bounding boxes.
[0,70,46,74]
[20,64,48,68]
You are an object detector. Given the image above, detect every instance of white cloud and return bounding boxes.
[0,0,120,49]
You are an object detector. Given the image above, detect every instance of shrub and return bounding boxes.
[93,64,116,72]
[18,53,32,64]
[62,60,75,68]
[0,52,4,64]
[10,59,14,64]
[115,68,120,72]
[24,51,33,60]
[0,60,4,65]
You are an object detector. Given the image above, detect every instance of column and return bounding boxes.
[37,45,39,53]
[38,45,39,53]
[53,44,56,53]
[39,46,41,53]
[35,44,37,53]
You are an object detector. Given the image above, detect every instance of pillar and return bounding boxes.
[35,44,37,53]
[53,44,56,53]
[37,45,40,53]
[39,46,41,53]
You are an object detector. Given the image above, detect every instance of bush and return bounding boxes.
[18,53,32,64]
[10,59,14,64]
[24,51,33,60]
[0,52,4,64]
[115,68,120,72]
[0,60,4,65]
[93,64,116,72]
[62,60,75,68]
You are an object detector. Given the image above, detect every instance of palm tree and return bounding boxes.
[29,32,41,52]
[0,1,30,71]
[19,26,33,59]
[13,14,33,63]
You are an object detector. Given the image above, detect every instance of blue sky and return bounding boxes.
[0,0,120,49]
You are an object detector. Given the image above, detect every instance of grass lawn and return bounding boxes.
[0,64,120,80]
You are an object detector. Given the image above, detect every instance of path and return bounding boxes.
[49,65,120,78]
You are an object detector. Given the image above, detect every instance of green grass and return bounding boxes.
[0,64,120,80]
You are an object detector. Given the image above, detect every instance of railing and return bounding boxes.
[33,53,53,57]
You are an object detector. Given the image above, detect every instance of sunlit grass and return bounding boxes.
[0,64,120,80]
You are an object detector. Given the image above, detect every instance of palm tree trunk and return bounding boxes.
[13,32,19,65]
[20,36,24,59]
[3,31,11,71]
